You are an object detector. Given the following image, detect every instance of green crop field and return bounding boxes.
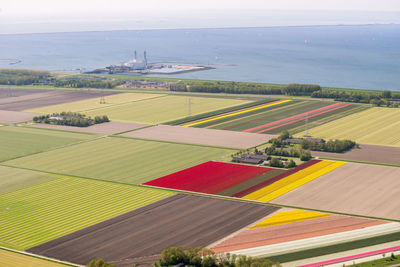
[190,99,363,134]
[0,248,70,267]
[0,176,174,250]
[0,166,57,195]
[0,126,96,162]
[83,95,252,124]
[26,92,165,114]
[4,137,235,184]
[296,107,400,147]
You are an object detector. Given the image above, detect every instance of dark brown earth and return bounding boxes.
[28,194,279,266]
[0,89,48,99]
[311,144,400,165]
[0,90,116,111]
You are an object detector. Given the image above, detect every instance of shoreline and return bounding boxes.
[0,23,399,36]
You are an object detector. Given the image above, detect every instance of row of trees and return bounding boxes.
[170,81,320,96]
[265,146,312,161]
[311,90,400,107]
[300,139,357,153]
[0,69,50,85]
[269,157,297,168]
[54,79,124,89]
[33,112,109,127]
[154,247,280,267]
[88,247,281,267]
[0,68,123,88]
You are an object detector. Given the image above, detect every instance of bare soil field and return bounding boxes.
[312,144,400,166]
[121,124,276,148]
[272,163,400,220]
[212,215,386,253]
[28,194,279,266]
[0,90,53,104]
[31,121,149,135]
[0,110,40,123]
[0,90,115,111]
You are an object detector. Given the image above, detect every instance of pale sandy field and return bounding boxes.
[31,121,149,135]
[0,110,40,124]
[121,124,276,148]
[272,162,400,220]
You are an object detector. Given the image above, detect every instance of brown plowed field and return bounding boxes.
[0,90,116,111]
[0,90,53,104]
[31,121,149,135]
[28,194,279,266]
[0,110,40,123]
[272,162,400,220]
[212,215,386,253]
[121,124,276,148]
[312,144,400,165]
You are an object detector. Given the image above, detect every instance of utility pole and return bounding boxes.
[100,89,106,104]
[6,81,13,97]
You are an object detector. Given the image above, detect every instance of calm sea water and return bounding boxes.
[0,25,399,90]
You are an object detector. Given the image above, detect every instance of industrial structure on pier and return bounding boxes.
[99,50,214,75]
[123,50,148,70]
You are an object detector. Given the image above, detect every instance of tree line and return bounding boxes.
[300,139,357,153]
[88,247,280,267]
[311,90,400,107]
[0,68,123,88]
[0,68,50,85]
[54,79,124,89]
[33,112,109,127]
[171,81,321,96]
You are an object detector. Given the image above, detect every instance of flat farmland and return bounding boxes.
[84,95,252,124]
[186,99,363,134]
[243,160,345,202]
[212,213,386,254]
[0,110,40,124]
[0,175,174,250]
[0,90,116,111]
[0,249,70,267]
[4,137,235,184]
[0,89,48,99]
[26,92,164,114]
[144,161,278,195]
[311,144,400,166]
[28,194,280,266]
[296,107,400,147]
[121,124,276,148]
[31,121,149,135]
[272,162,400,220]
[0,126,96,162]
[0,165,56,194]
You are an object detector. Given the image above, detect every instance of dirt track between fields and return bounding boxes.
[31,121,149,134]
[312,144,400,165]
[272,162,400,220]
[28,194,279,266]
[121,124,276,148]
[0,90,116,111]
[0,110,41,123]
[212,215,386,253]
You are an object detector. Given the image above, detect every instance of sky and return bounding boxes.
[1,0,400,14]
[1,0,400,34]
